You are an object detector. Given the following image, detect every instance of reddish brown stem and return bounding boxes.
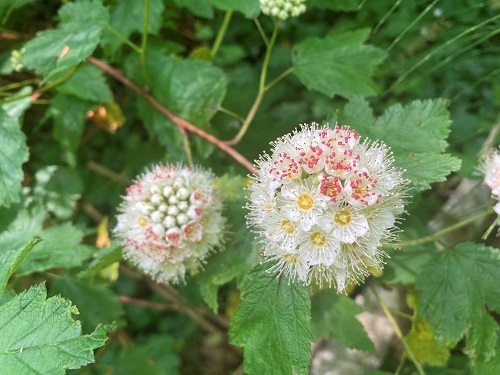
[87,56,257,175]
[0,32,34,40]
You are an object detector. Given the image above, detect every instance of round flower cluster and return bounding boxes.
[483,149,500,214]
[114,164,225,284]
[260,0,306,20]
[247,124,407,293]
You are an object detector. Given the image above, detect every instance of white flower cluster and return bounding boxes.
[114,164,225,284]
[260,0,306,20]
[484,149,500,214]
[248,124,407,293]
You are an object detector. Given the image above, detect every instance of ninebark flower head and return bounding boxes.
[260,0,306,20]
[483,149,500,214]
[247,124,408,293]
[114,164,225,284]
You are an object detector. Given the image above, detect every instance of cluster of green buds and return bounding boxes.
[260,0,307,20]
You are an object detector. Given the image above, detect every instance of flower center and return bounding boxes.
[138,217,147,227]
[284,253,300,264]
[310,231,327,246]
[334,210,352,226]
[297,194,314,210]
[320,176,342,200]
[281,219,295,234]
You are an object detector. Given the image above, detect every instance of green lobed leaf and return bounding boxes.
[141,335,181,375]
[207,0,260,18]
[0,205,46,252]
[472,348,500,375]
[50,93,95,160]
[381,246,435,285]
[126,45,227,157]
[97,339,179,375]
[291,29,386,98]
[0,237,42,296]
[0,283,114,374]
[229,262,313,375]
[464,311,499,362]
[0,108,29,207]
[56,63,113,103]
[342,97,461,191]
[173,0,214,19]
[311,290,375,352]
[416,242,500,346]
[136,97,185,159]
[21,0,109,78]
[32,165,83,220]
[102,0,165,56]
[51,276,124,334]
[17,222,94,275]
[0,205,93,275]
[150,59,226,128]
[2,86,33,118]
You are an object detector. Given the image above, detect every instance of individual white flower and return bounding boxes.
[248,123,408,293]
[114,164,225,284]
[483,148,500,214]
[260,0,306,21]
[279,176,327,231]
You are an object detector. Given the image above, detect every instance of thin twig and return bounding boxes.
[0,67,75,105]
[226,20,280,145]
[86,160,130,184]
[396,210,492,249]
[0,32,34,40]
[81,203,104,223]
[120,265,231,334]
[371,285,425,375]
[87,57,256,174]
[196,305,231,331]
[118,295,178,311]
[149,281,220,334]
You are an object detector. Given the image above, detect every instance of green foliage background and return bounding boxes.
[0,0,499,374]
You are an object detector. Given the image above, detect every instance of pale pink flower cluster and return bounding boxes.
[484,149,500,214]
[114,164,225,284]
[248,124,407,293]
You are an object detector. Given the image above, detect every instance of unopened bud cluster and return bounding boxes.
[247,124,408,293]
[483,149,500,214]
[10,48,26,72]
[260,0,306,20]
[114,164,225,284]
